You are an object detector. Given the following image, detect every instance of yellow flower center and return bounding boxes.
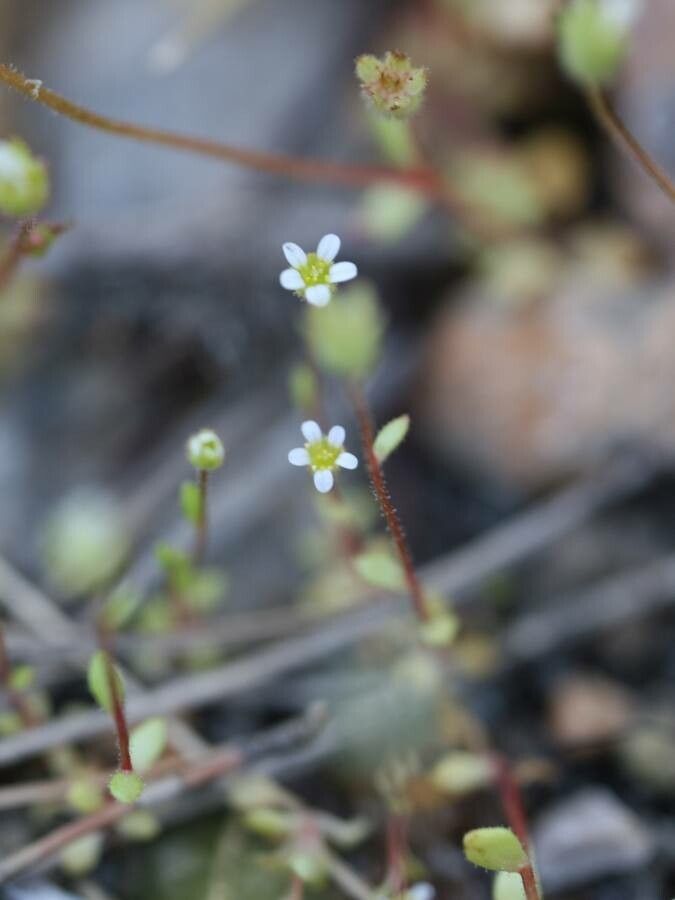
[306,438,341,472]
[298,252,332,287]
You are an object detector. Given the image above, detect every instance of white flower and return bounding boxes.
[279,233,358,307]
[288,420,358,493]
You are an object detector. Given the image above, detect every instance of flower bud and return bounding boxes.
[356,51,427,119]
[0,138,49,217]
[186,429,225,471]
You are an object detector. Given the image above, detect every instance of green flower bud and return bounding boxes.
[558,0,633,87]
[109,770,144,804]
[66,777,105,814]
[59,833,103,876]
[186,428,225,471]
[463,827,529,873]
[356,51,428,119]
[0,138,49,217]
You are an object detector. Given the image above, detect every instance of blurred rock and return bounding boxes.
[417,253,674,489]
[619,714,675,794]
[548,672,634,748]
[533,788,654,891]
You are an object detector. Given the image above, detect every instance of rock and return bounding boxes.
[548,672,635,748]
[533,788,655,891]
[417,254,675,489]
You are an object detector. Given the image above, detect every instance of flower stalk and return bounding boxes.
[0,624,37,728]
[350,384,431,622]
[491,754,541,900]
[0,64,444,200]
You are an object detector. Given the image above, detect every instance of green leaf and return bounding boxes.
[66,778,105,814]
[154,542,192,591]
[116,810,160,841]
[59,833,104,876]
[431,752,493,795]
[87,650,125,713]
[353,551,406,591]
[463,827,529,873]
[129,718,168,773]
[180,480,201,524]
[493,871,527,900]
[418,611,459,647]
[374,414,410,463]
[101,585,141,630]
[361,185,428,243]
[8,664,35,691]
[109,770,144,805]
[558,0,628,87]
[305,282,384,380]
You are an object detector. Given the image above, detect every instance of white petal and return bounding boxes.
[280,268,305,291]
[301,420,322,443]
[337,451,358,470]
[407,885,435,900]
[328,261,358,284]
[328,425,345,447]
[305,284,331,307]
[282,242,307,268]
[288,447,310,466]
[314,469,334,493]
[317,233,341,262]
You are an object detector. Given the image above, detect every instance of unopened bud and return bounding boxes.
[0,138,49,217]
[186,429,225,471]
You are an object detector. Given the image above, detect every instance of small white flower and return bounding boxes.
[288,420,358,493]
[279,233,358,307]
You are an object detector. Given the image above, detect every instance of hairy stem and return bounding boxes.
[350,384,431,622]
[586,85,675,204]
[492,754,541,900]
[0,64,444,199]
[96,625,132,772]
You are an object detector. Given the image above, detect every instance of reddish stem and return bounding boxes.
[492,754,541,900]
[0,220,32,291]
[97,626,132,772]
[385,814,409,894]
[0,64,445,200]
[350,385,431,621]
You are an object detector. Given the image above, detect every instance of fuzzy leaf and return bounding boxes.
[354,551,406,590]
[374,415,410,463]
[463,827,529,873]
[130,718,168,773]
[87,650,125,714]
[109,770,144,805]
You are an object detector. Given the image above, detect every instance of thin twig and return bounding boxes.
[0,64,444,200]
[586,86,675,204]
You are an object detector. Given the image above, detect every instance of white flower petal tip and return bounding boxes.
[305,284,332,307]
[280,268,305,291]
[337,451,358,470]
[301,420,322,443]
[328,261,358,284]
[317,233,341,262]
[282,242,307,268]
[314,470,334,493]
[288,447,310,466]
[407,884,435,900]
[328,425,346,447]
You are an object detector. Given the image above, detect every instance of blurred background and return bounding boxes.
[1,0,675,898]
